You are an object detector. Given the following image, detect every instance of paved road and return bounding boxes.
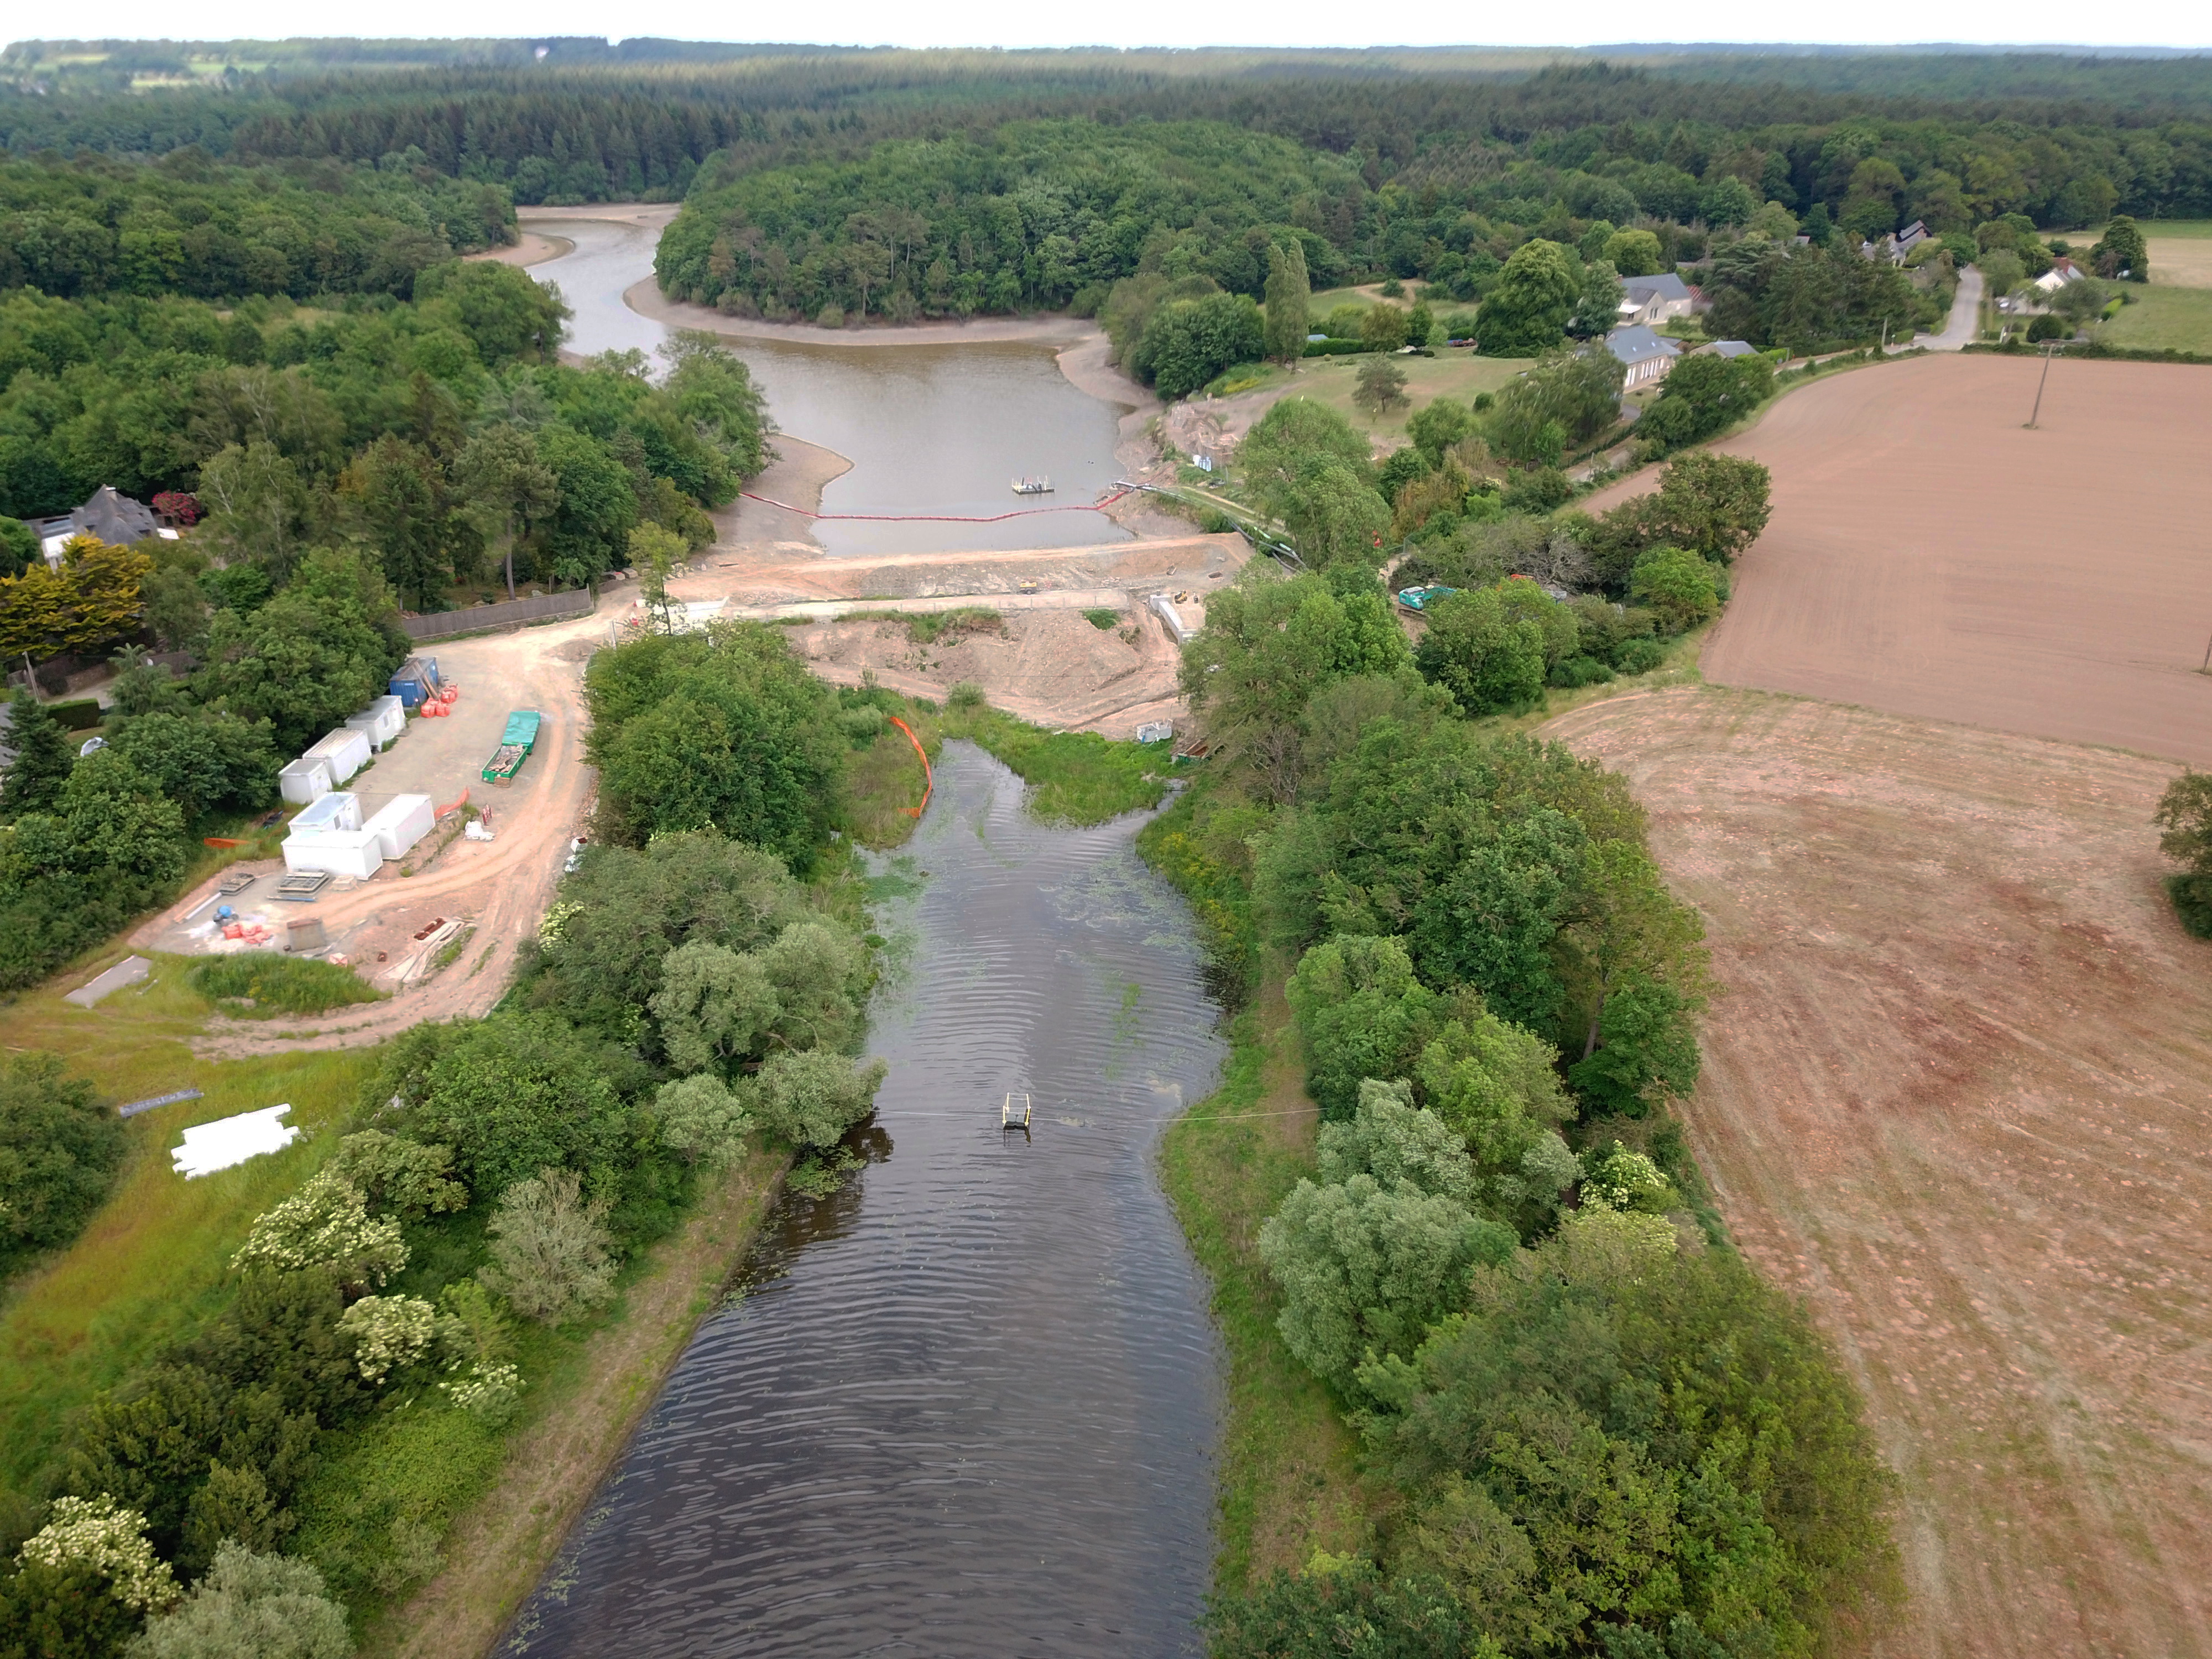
[1903,265,1983,351]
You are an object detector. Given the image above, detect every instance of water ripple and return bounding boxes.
[504,744,1226,1658]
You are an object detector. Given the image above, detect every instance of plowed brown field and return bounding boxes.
[1590,355,2212,764]
[1545,687,2212,1659]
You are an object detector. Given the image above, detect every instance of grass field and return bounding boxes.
[1544,686,2212,1659]
[2099,283,2212,350]
[1211,352,1527,450]
[0,958,379,1503]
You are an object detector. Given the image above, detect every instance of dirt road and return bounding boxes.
[1546,686,2212,1659]
[1587,354,2212,764]
[149,617,606,1056]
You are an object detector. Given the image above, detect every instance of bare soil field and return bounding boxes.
[1588,354,2212,764]
[1543,686,2212,1659]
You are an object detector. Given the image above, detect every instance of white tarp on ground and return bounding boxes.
[173,1104,296,1178]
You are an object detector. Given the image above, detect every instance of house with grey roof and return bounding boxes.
[28,486,175,568]
[1606,324,1683,388]
[1616,273,1697,327]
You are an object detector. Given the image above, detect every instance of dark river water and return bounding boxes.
[502,744,1226,1657]
[526,218,1130,557]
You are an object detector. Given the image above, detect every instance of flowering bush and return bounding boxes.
[1579,1141,1674,1213]
[537,900,583,943]
[17,1495,179,1613]
[438,1360,524,1423]
[231,1168,406,1288]
[151,491,203,526]
[336,1294,438,1383]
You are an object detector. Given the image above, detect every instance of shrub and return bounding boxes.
[650,1073,754,1167]
[1628,545,1723,634]
[1614,637,1666,675]
[1259,1173,1515,1394]
[477,1168,617,1324]
[186,954,382,1018]
[1415,587,1548,716]
[1082,608,1120,630]
[1550,654,1615,688]
[230,1170,406,1291]
[335,1295,437,1383]
[328,1130,466,1219]
[17,1495,178,1615]
[947,681,985,710]
[135,1541,349,1659]
[752,1051,888,1150]
[0,1050,122,1276]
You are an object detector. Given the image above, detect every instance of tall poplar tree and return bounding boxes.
[1263,239,1312,367]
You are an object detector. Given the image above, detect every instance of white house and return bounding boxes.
[2032,256,2085,295]
[1616,273,1697,326]
[1608,325,1683,388]
[1695,340,1762,359]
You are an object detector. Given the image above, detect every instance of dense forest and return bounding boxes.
[0,153,514,300]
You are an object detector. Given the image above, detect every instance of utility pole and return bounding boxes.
[2026,340,2057,429]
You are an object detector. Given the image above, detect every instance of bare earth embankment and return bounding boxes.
[1545,687,2212,1659]
[1588,354,2212,764]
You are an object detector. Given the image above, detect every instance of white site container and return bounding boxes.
[283,791,384,879]
[304,727,372,784]
[362,794,435,861]
[345,695,406,750]
[1149,592,1195,645]
[278,755,334,806]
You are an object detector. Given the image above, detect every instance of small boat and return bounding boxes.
[1011,476,1053,495]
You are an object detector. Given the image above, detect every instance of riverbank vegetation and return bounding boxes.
[0,620,902,1658]
[1140,404,1894,1651]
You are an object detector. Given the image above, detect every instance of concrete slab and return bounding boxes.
[65,955,152,1008]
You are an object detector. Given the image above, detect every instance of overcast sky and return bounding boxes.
[20,0,2212,52]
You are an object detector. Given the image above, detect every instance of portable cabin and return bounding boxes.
[282,791,384,880]
[362,795,435,862]
[304,727,372,785]
[345,695,406,750]
[278,755,335,806]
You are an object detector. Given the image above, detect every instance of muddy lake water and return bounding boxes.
[526,218,1131,557]
[501,745,1227,1656]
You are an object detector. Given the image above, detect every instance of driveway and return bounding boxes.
[1903,265,1983,351]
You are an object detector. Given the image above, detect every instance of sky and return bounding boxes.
[17,0,2212,52]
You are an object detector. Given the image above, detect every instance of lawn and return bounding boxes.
[2098,283,2212,352]
[1213,352,1528,450]
[0,955,379,1503]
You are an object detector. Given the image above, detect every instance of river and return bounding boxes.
[503,744,1226,1657]
[526,217,1131,557]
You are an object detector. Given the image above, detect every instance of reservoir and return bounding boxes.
[503,744,1226,1656]
[526,217,1132,557]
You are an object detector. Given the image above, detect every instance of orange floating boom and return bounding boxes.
[887,716,932,818]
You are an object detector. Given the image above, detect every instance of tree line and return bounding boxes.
[0,152,514,302]
[0,623,905,1650]
[1136,406,1889,1652]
